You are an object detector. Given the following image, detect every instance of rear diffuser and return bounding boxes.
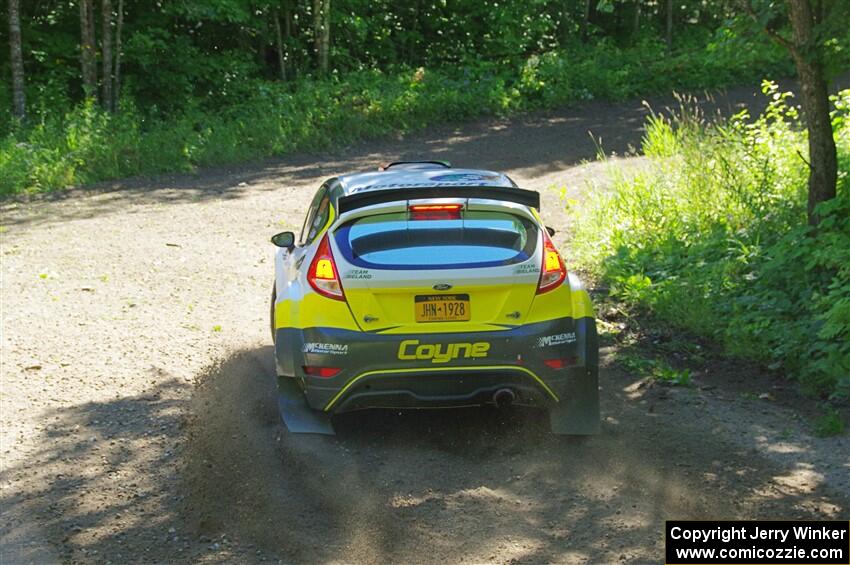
[277,378,335,435]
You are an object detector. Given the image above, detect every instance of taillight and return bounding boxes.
[307,234,345,301]
[544,357,577,370]
[302,366,341,378]
[409,203,463,220]
[537,230,567,294]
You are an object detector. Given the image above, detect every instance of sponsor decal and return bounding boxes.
[350,175,503,191]
[397,339,490,364]
[303,342,349,355]
[430,173,500,183]
[536,332,576,348]
[514,263,538,274]
[343,268,372,280]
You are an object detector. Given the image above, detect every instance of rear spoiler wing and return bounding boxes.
[337,186,540,214]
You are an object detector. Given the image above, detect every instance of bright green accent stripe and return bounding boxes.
[314,202,336,240]
[323,364,559,411]
[374,322,520,334]
[324,203,336,232]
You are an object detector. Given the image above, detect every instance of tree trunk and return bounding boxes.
[272,7,286,81]
[787,0,837,225]
[283,0,294,78]
[8,0,26,120]
[320,0,330,74]
[665,0,673,52]
[80,0,97,98]
[101,0,113,111]
[633,0,641,37]
[113,0,123,110]
[312,0,322,71]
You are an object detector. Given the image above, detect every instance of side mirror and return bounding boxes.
[271,231,295,249]
[546,226,557,237]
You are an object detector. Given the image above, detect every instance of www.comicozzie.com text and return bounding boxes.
[669,525,848,544]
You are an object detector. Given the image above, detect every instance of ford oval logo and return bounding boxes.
[433,283,453,291]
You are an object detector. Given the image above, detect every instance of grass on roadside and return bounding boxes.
[570,81,850,400]
[617,352,694,386]
[813,406,845,437]
[1,38,792,196]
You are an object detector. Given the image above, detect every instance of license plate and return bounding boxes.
[415,294,470,322]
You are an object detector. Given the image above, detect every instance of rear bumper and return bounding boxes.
[322,365,591,413]
[275,316,598,416]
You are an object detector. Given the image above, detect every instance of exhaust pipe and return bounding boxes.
[493,388,516,408]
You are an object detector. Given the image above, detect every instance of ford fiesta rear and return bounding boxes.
[271,163,599,435]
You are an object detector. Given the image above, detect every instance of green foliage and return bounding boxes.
[742,0,850,77]
[813,405,845,437]
[1,36,791,195]
[11,0,844,193]
[512,34,792,108]
[617,352,693,386]
[572,84,850,398]
[0,66,497,194]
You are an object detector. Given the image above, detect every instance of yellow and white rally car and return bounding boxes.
[271,161,599,434]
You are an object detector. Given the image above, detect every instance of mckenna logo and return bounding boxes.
[537,332,576,347]
[302,342,349,355]
[397,339,490,364]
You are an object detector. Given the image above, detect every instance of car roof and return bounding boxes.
[335,162,517,196]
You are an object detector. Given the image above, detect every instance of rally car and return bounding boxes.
[270,161,599,435]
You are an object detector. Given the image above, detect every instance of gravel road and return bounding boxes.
[2,79,848,564]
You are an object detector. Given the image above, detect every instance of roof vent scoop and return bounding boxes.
[378,160,451,171]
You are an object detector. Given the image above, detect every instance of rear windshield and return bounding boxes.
[334,210,538,270]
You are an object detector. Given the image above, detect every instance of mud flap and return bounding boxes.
[277,377,335,435]
[548,368,600,435]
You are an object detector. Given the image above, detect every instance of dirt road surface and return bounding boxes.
[2,79,849,564]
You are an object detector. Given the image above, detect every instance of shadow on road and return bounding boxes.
[3,343,846,563]
[180,345,847,563]
[0,377,191,563]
